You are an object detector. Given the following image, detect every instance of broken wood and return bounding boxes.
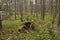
[18,21,35,33]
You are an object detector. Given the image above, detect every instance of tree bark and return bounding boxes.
[0,15,2,30]
[52,0,58,24]
[15,0,17,20]
[57,0,60,27]
[41,0,45,20]
[19,0,23,22]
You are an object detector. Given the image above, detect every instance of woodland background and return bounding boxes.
[0,0,60,40]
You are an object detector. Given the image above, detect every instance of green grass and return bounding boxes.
[1,20,56,40]
[0,13,58,40]
[2,20,21,30]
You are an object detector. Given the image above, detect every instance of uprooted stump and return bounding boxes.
[18,21,35,33]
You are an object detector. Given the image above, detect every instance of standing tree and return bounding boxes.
[30,0,33,15]
[56,0,60,40]
[57,0,60,27]
[50,0,53,15]
[19,0,23,22]
[0,12,2,30]
[23,0,28,21]
[52,0,58,24]
[15,0,17,20]
[35,0,38,17]
[41,0,45,20]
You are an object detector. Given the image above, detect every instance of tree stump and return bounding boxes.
[18,21,35,33]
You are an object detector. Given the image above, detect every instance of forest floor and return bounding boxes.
[0,20,57,40]
[0,14,59,40]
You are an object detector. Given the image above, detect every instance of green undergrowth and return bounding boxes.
[0,13,57,40]
[0,20,56,40]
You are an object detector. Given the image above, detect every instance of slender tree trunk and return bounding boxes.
[20,0,23,22]
[30,1,33,15]
[50,0,53,15]
[57,0,60,27]
[56,1,60,40]
[8,0,12,20]
[15,0,17,20]
[24,0,29,21]
[0,14,2,30]
[52,0,58,24]
[41,0,45,20]
[35,0,38,18]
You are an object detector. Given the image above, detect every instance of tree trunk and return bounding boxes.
[57,0,60,27]
[56,0,60,40]
[15,0,17,20]
[19,0,23,22]
[30,1,33,15]
[50,0,53,15]
[0,15,2,30]
[52,0,58,24]
[35,0,38,18]
[41,0,45,20]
